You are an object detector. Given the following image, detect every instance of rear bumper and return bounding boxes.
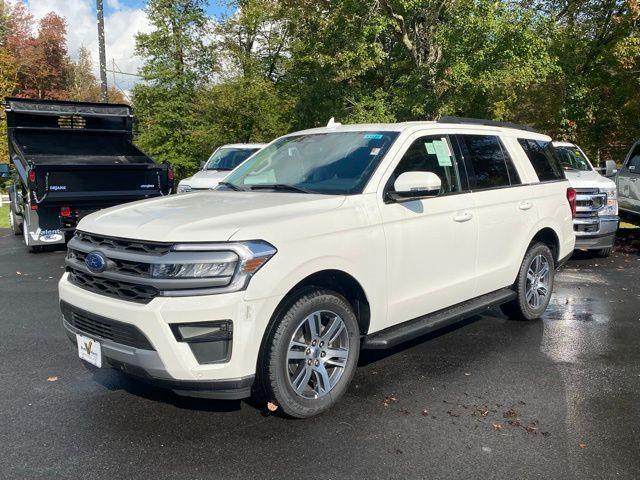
[63,317,254,399]
[574,216,618,250]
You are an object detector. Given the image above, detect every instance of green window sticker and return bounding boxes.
[425,143,436,155]
[433,140,452,166]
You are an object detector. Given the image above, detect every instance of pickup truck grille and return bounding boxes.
[61,301,154,350]
[67,267,158,303]
[575,188,606,213]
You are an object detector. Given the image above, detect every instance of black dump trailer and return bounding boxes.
[4,97,173,251]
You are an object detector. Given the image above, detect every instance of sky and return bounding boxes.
[24,0,231,95]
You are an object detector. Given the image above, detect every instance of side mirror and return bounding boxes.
[387,171,442,202]
[200,161,206,169]
[605,160,617,177]
[0,164,10,178]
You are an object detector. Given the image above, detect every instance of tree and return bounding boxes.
[133,0,218,177]
[66,46,125,103]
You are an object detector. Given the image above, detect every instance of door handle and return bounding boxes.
[453,211,472,222]
[519,201,533,211]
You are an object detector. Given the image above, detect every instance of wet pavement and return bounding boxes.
[1,227,639,479]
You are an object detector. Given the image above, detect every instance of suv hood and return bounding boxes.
[77,191,346,242]
[564,169,615,190]
[181,170,230,189]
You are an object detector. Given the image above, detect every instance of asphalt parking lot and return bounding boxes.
[1,228,639,480]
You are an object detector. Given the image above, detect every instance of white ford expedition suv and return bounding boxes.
[59,118,575,418]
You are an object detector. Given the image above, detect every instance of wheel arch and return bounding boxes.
[253,268,372,396]
[529,227,561,264]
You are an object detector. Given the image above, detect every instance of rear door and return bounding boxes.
[455,133,537,295]
[379,132,478,323]
[618,143,640,214]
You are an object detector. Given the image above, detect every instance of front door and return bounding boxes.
[618,143,640,214]
[380,133,478,324]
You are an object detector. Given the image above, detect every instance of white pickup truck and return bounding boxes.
[59,118,575,418]
[552,141,619,257]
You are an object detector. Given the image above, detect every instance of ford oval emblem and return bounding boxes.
[85,251,107,273]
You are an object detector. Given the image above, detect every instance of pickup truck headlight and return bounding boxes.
[177,183,192,194]
[600,188,618,216]
[157,240,276,294]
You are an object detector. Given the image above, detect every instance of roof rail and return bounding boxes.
[437,116,539,133]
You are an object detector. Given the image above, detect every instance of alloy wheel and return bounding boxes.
[525,254,550,309]
[286,310,349,399]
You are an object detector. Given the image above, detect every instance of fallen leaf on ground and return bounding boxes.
[492,423,503,431]
[266,401,278,412]
[47,376,58,382]
[579,442,586,449]
[503,408,518,418]
[382,394,398,407]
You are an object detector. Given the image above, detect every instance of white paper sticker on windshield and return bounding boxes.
[370,147,381,156]
[433,140,452,166]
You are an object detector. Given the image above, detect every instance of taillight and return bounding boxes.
[28,169,36,183]
[30,204,38,211]
[60,206,71,217]
[566,187,577,218]
[167,167,174,182]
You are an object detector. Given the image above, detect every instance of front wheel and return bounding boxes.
[261,288,360,418]
[501,243,555,321]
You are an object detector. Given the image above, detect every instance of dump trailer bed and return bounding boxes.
[4,97,173,251]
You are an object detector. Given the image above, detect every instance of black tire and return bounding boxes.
[501,242,555,321]
[9,207,23,235]
[593,247,612,258]
[260,288,360,418]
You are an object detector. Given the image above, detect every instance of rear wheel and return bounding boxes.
[9,207,23,235]
[593,247,612,258]
[501,243,555,320]
[261,288,360,418]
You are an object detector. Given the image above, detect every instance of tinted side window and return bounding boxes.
[518,139,564,181]
[390,135,461,194]
[458,135,519,189]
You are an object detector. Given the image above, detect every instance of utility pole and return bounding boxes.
[96,0,108,103]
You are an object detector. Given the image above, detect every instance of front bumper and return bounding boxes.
[573,216,618,250]
[59,273,281,398]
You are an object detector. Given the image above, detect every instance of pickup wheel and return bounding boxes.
[9,207,23,235]
[261,288,360,418]
[501,243,555,321]
[593,247,612,258]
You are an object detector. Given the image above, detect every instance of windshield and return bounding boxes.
[205,147,260,171]
[554,146,592,171]
[222,131,399,194]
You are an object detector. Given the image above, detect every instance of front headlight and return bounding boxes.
[600,188,618,216]
[157,240,277,295]
[177,183,192,194]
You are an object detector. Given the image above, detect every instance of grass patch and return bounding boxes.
[0,204,9,229]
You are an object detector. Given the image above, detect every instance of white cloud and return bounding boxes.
[26,0,151,91]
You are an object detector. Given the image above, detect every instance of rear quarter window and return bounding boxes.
[457,134,521,189]
[518,139,564,181]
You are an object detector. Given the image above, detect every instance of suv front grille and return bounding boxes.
[67,267,158,303]
[62,301,154,350]
[75,231,172,255]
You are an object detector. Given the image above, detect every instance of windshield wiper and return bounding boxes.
[249,184,316,194]
[217,181,245,191]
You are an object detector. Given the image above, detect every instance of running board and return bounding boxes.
[362,288,517,350]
